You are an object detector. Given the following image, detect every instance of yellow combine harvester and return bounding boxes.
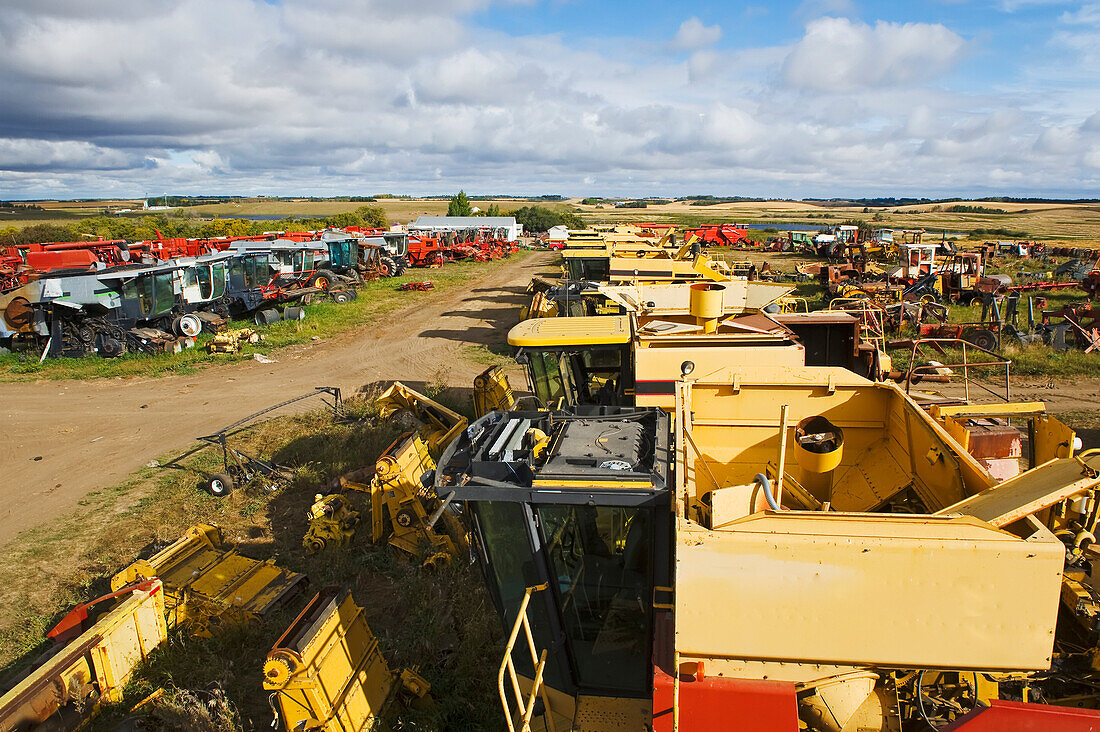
[434,360,1100,731]
[510,280,888,409]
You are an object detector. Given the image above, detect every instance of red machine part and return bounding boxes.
[650,612,798,731]
[687,224,751,247]
[652,667,799,731]
[943,699,1100,730]
[46,579,160,645]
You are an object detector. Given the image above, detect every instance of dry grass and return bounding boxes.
[0,393,503,731]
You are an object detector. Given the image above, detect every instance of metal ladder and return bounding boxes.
[499,583,557,732]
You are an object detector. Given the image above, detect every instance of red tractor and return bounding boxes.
[687,223,752,247]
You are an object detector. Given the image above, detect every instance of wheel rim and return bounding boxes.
[180,315,202,337]
[210,479,225,494]
[316,276,330,291]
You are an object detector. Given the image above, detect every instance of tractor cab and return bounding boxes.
[435,407,672,728]
[178,253,230,306]
[109,263,183,322]
[509,315,634,408]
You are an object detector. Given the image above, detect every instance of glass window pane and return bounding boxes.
[537,505,652,693]
[212,264,227,298]
[474,503,564,689]
[196,265,212,299]
[528,352,566,406]
[153,273,175,314]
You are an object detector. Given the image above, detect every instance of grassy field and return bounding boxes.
[0,389,503,731]
[569,198,1100,242]
[0,252,531,382]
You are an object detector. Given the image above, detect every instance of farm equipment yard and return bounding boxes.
[11,207,1100,731]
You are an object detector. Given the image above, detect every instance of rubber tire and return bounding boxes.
[284,306,305,321]
[207,473,235,497]
[312,269,337,291]
[173,313,203,337]
[331,290,352,304]
[255,308,280,326]
[378,255,397,277]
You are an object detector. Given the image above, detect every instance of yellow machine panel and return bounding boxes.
[675,512,1064,671]
[264,588,429,732]
[111,524,306,635]
[0,580,167,729]
[508,315,631,347]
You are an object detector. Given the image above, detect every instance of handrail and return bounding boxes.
[499,583,556,732]
[903,338,1012,403]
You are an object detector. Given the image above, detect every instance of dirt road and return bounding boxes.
[0,252,552,544]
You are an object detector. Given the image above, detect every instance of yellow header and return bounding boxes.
[508,315,631,347]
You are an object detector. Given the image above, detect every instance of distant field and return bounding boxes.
[5,196,1100,241]
[0,197,542,229]
[568,198,1100,241]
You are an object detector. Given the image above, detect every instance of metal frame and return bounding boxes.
[162,387,342,485]
[903,338,1012,403]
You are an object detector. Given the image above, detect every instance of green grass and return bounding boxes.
[0,393,503,731]
[0,253,531,382]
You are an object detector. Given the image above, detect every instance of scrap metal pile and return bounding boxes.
[0,222,518,360]
[12,222,1100,732]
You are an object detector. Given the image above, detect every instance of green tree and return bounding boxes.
[447,190,472,217]
[509,205,585,233]
[354,205,387,228]
[484,203,501,217]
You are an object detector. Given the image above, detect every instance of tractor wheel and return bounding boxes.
[312,269,337,291]
[963,328,997,351]
[378,256,398,278]
[331,290,352,304]
[206,473,235,497]
[172,314,203,338]
[284,306,306,321]
[255,308,281,326]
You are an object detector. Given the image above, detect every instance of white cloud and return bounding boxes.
[782,18,967,91]
[0,1,1094,199]
[671,17,722,50]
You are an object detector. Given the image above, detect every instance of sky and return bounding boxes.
[1,0,1099,200]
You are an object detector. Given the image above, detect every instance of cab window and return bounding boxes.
[536,505,652,693]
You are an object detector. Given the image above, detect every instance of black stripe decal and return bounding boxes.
[635,380,676,395]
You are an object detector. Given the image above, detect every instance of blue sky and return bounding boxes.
[0,0,1097,198]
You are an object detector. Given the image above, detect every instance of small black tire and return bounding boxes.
[173,313,203,337]
[964,328,997,351]
[312,269,337,291]
[331,290,352,304]
[284,306,305,321]
[207,473,235,497]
